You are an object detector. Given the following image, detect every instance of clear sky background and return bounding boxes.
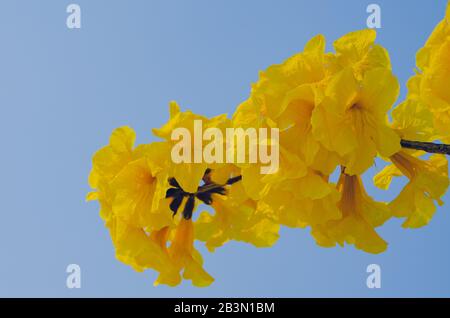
[0,0,449,297]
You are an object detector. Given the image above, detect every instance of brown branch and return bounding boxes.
[400,139,450,155]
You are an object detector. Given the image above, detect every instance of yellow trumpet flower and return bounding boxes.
[374,151,449,228]
[312,171,391,254]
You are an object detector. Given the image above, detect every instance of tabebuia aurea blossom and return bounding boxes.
[88,3,450,287]
[87,105,279,287]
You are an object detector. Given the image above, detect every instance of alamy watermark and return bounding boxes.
[66,4,81,29]
[366,4,381,29]
[171,120,280,174]
[366,264,381,289]
[66,264,81,289]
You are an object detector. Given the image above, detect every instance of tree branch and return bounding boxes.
[400,139,450,155]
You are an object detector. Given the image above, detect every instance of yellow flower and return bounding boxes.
[238,143,307,200]
[153,219,214,287]
[88,127,214,287]
[152,101,230,193]
[88,127,136,187]
[312,171,391,254]
[391,99,435,143]
[231,35,339,212]
[87,126,138,223]
[418,40,450,143]
[405,2,450,142]
[374,151,449,228]
[388,63,435,143]
[106,216,175,276]
[332,29,391,80]
[88,133,173,276]
[259,170,341,228]
[153,102,281,249]
[274,84,341,174]
[151,103,286,283]
[232,35,328,127]
[312,67,400,175]
[232,35,340,175]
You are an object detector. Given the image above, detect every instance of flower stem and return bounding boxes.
[400,139,450,155]
[196,175,242,194]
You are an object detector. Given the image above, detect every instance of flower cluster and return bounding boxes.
[87,103,279,287]
[88,4,450,287]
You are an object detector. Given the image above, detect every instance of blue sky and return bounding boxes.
[0,0,449,297]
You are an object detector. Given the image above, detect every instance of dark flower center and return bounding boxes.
[165,169,242,220]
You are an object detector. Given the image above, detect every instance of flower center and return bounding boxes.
[165,169,242,220]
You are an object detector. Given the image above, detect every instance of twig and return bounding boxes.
[400,139,450,155]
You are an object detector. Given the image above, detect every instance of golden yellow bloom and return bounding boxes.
[233,34,328,126]
[152,101,230,193]
[88,126,214,287]
[88,127,136,186]
[405,3,450,142]
[332,29,391,80]
[391,99,435,143]
[153,219,214,287]
[153,102,281,250]
[384,53,435,143]
[312,171,390,254]
[258,170,341,228]
[232,35,339,175]
[106,217,175,275]
[231,35,339,229]
[312,67,401,175]
[418,41,450,143]
[374,151,449,228]
[273,84,341,174]
[87,126,137,222]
